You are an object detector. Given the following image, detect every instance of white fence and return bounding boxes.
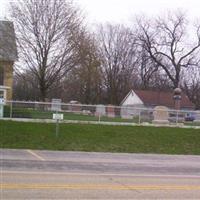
[1,100,200,127]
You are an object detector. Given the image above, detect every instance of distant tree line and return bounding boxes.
[10,0,200,109]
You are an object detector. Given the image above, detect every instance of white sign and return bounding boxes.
[53,113,64,120]
[0,98,5,104]
[0,98,5,118]
[51,99,62,111]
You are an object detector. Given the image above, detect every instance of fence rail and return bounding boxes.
[0,100,200,127]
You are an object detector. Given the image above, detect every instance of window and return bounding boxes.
[0,66,4,85]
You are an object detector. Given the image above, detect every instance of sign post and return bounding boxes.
[0,98,5,118]
[53,113,63,137]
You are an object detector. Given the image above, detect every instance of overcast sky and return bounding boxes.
[0,0,200,24]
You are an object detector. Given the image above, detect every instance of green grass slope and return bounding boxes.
[0,120,199,155]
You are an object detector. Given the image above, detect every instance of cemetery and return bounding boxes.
[0,15,199,157]
[0,20,199,128]
[0,99,199,128]
[0,17,199,158]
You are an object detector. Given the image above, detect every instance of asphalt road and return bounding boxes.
[1,149,200,199]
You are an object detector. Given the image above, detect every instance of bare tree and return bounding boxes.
[10,0,83,101]
[136,12,200,88]
[136,44,159,89]
[183,66,200,109]
[13,70,40,100]
[98,24,138,105]
[63,30,102,104]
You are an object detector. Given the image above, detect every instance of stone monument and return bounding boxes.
[173,88,182,110]
[120,106,133,119]
[106,105,115,118]
[68,100,81,113]
[95,105,106,116]
[194,111,200,123]
[152,106,169,124]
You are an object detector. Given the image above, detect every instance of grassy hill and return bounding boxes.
[1,120,200,155]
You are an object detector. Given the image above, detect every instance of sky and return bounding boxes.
[74,0,200,25]
[0,0,200,25]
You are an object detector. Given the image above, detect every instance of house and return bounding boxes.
[0,20,17,101]
[121,89,194,109]
[120,89,194,118]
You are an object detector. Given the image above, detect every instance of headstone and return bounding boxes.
[51,99,61,111]
[82,110,91,115]
[95,105,106,116]
[106,105,115,118]
[120,106,132,119]
[68,100,81,113]
[194,111,200,122]
[72,104,81,113]
[152,106,169,124]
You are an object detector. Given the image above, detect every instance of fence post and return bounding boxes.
[176,110,179,125]
[10,101,13,118]
[56,119,59,137]
[138,110,141,124]
[98,114,101,122]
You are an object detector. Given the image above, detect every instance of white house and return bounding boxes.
[120,90,144,119]
[120,89,194,119]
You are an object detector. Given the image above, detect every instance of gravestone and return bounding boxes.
[120,106,132,119]
[106,105,115,118]
[194,111,200,122]
[152,106,169,124]
[51,99,61,111]
[95,105,106,116]
[68,100,81,113]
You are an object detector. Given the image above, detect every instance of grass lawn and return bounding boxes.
[0,120,200,155]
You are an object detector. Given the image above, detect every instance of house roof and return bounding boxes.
[120,90,143,106]
[133,89,194,109]
[0,20,18,62]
